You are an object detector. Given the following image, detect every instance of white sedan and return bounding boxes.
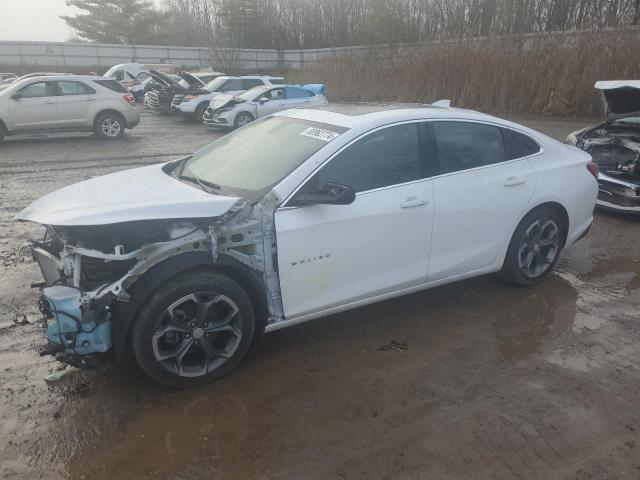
[17,104,597,387]
[203,84,327,129]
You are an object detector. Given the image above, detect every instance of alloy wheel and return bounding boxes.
[517,218,560,279]
[151,292,243,378]
[101,117,121,137]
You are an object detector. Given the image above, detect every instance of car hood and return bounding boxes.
[211,93,245,110]
[16,163,241,226]
[180,72,208,90]
[595,81,640,121]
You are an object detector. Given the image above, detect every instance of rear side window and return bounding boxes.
[316,123,422,193]
[285,87,313,99]
[270,78,285,85]
[433,121,505,174]
[94,80,127,93]
[243,79,264,89]
[502,128,540,159]
[57,81,96,95]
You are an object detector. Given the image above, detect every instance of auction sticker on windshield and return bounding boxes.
[300,127,341,142]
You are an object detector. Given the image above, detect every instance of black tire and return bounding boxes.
[132,270,255,388]
[500,207,565,286]
[234,112,255,129]
[95,112,126,139]
[194,103,208,124]
[0,125,5,144]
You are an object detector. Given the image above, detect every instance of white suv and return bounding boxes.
[171,75,284,123]
[0,76,140,142]
[17,105,597,387]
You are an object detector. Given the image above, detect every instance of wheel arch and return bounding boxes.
[523,201,570,247]
[0,117,8,135]
[110,252,269,366]
[93,109,127,129]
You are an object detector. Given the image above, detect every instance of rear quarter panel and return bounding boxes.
[526,141,597,244]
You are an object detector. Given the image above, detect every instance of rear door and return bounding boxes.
[427,121,538,281]
[9,81,58,131]
[54,80,97,127]
[275,122,435,319]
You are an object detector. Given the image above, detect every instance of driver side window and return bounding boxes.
[313,123,422,193]
[18,82,50,98]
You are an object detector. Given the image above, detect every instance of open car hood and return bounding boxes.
[595,81,640,122]
[180,72,209,90]
[150,69,185,91]
[16,163,241,226]
[211,93,244,110]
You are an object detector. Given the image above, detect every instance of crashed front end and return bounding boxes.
[29,221,217,365]
[567,81,640,214]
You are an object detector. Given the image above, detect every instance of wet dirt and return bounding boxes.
[1,112,639,479]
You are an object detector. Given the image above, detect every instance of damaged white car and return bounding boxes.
[567,81,640,215]
[18,105,597,387]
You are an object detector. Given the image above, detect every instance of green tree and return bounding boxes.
[62,0,168,44]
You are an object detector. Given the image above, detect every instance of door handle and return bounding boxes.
[43,100,54,105]
[503,176,526,187]
[85,98,95,102]
[400,197,429,209]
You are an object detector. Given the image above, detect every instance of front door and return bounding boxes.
[275,122,435,320]
[9,81,58,131]
[256,88,286,117]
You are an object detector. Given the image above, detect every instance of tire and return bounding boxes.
[500,207,565,286]
[95,112,125,139]
[234,112,255,129]
[0,125,5,144]
[132,270,256,388]
[194,103,208,124]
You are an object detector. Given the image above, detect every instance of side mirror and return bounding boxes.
[259,96,270,105]
[11,91,22,100]
[291,182,356,207]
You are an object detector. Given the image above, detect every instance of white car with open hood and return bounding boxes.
[203,84,328,129]
[17,104,597,387]
[567,80,640,215]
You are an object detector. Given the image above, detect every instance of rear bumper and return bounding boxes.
[123,109,141,129]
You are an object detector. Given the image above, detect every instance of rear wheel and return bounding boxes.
[132,271,255,388]
[95,112,125,139]
[0,125,5,144]
[500,207,564,286]
[234,112,254,129]
[194,103,208,124]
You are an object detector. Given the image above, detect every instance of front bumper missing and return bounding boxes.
[597,172,640,214]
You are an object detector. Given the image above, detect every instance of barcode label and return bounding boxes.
[300,127,340,142]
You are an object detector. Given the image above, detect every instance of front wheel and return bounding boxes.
[500,207,564,286]
[132,271,256,388]
[95,112,125,139]
[194,103,208,124]
[234,112,254,129]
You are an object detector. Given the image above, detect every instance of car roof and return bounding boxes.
[595,80,640,91]
[275,103,542,135]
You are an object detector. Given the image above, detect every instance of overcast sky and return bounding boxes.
[0,0,78,42]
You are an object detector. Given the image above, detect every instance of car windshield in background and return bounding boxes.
[94,79,127,93]
[206,77,228,91]
[180,116,348,197]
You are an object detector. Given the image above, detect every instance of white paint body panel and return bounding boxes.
[16,163,240,226]
[276,179,434,319]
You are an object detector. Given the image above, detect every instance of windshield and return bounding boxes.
[237,86,270,102]
[206,77,229,91]
[104,66,119,77]
[180,116,348,197]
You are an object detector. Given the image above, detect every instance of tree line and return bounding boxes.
[64,0,640,48]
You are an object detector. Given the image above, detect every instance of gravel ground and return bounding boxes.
[0,110,639,480]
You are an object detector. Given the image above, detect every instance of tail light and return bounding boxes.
[123,94,135,106]
[586,162,600,179]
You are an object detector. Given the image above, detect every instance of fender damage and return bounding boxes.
[17,163,285,366]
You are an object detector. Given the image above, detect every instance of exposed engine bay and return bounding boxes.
[567,82,640,214]
[26,185,285,366]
